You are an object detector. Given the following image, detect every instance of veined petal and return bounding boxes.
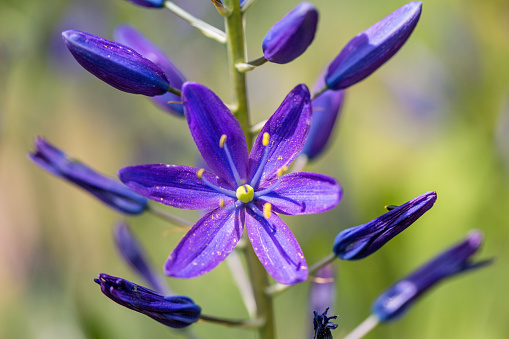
[183,82,249,185]
[165,206,245,278]
[248,84,312,182]
[246,205,308,284]
[118,164,235,210]
[260,172,342,215]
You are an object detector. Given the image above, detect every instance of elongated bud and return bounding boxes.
[308,265,336,339]
[114,25,186,115]
[125,0,166,8]
[29,137,148,215]
[313,307,338,339]
[325,1,422,90]
[95,273,201,328]
[333,191,436,260]
[62,29,170,96]
[262,2,318,64]
[372,230,492,322]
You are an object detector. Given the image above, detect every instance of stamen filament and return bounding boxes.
[249,133,271,188]
[220,135,243,186]
[196,169,237,198]
[254,176,282,198]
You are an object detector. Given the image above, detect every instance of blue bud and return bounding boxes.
[29,137,148,215]
[95,273,201,328]
[333,191,436,260]
[372,230,492,322]
[126,0,166,8]
[62,30,170,96]
[114,25,186,115]
[325,1,422,90]
[262,2,318,64]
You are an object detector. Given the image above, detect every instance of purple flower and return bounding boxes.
[333,191,436,260]
[372,230,492,322]
[29,137,148,215]
[262,2,319,64]
[119,82,342,284]
[62,30,170,96]
[313,308,338,339]
[114,25,186,116]
[114,222,171,294]
[301,71,345,160]
[125,0,166,8]
[325,1,422,90]
[95,273,201,328]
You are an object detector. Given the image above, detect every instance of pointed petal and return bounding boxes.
[246,205,308,284]
[248,84,312,182]
[261,172,342,215]
[119,164,235,210]
[183,82,249,185]
[165,207,245,278]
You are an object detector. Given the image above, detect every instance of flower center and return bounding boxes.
[236,184,254,203]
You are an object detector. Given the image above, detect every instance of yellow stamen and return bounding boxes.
[277,166,288,177]
[219,134,227,148]
[236,184,254,203]
[219,199,225,208]
[262,132,270,146]
[197,168,205,179]
[263,202,272,219]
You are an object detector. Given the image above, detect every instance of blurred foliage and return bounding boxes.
[1,0,508,338]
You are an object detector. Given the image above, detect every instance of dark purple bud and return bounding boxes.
[95,273,201,328]
[126,0,166,8]
[333,191,436,260]
[301,72,345,159]
[114,25,186,116]
[313,307,338,339]
[308,265,336,338]
[372,230,492,322]
[62,30,170,96]
[262,2,318,64]
[114,222,171,294]
[325,1,422,90]
[29,137,148,215]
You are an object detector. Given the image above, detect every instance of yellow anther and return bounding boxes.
[384,205,398,211]
[219,199,225,208]
[277,166,288,177]
[197,168,205,179]
[236,184,254,203]
[262,132,270,146]
[263,202,272,219]
[219,134,227,148]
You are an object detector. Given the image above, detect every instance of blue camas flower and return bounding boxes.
[62,30,170,96]
[333,191,436,260]
[325,1,422,90]
[126,0,166,8]
[372,230,491,322]
[119,82,342,284]
[95,273,201,328]
[29,137,148,215]
[262,2,319,64]
[114,25,186,116]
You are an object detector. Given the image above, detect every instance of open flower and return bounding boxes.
[119,82,342,284]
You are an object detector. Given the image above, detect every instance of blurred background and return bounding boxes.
[1,0,508,338]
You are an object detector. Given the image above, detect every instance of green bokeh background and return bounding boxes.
[1,0,508,338]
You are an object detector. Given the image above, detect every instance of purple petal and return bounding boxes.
[261,172,342,215]
[183,82,249,185]
[126,0,166,8]
[248,84,312,182]
[62,30,170,96]
[118,164,235,210]
[246,205,308,284]
[114,25,186,116]
[262,2,319,64]
[325,1,422,90]
[165,207,245,278]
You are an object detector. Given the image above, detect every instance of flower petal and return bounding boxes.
[248,84,312,182]
[183,82,249,185]
[246,205,308,284]
[118,164,235,210]
[165,207,245,278]
[260,172,342,215]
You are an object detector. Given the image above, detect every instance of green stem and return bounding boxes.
[199,314,263,329]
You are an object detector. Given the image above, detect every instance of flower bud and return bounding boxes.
[95,273,201,328]
[62,29,170,96]
[313,308,338,339]
[126,0,166,8]
[114,25,186,115]
[333,191,436,260]
[29,137,148,215]
[262,2,318,64]
[325,1,422,90]
[372,230,492,322]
